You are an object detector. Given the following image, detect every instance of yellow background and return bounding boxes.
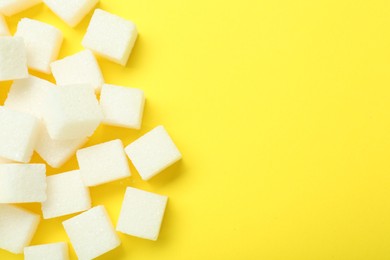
[1,0,390,259]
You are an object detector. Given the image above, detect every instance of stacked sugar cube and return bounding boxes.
[0,1,182,259]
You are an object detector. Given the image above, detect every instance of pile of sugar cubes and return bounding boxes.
[0,1,182,259]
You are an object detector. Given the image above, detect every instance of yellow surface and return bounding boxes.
[1,0,390,259]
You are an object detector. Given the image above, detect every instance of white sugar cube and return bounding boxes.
[36,125,87,168]
[0,204,40,254]
[0,15,9,36]
[3,78,84,167]
[0,36,28,81]
[43,0,98,27]
[100,84,145,129]
[4,75,56,119]
[63,206,120,260]
[117,187,168,241]
[24,242,69,260]
[0,107,40,162]
[15,18,63,74]
[0,0,41,16]
[0,164,46,203]
[0,157,12,164]
[51,50,104,92]
[41,170,91,219]
[125,126,182,180]
[43,84,103,140]
[77,139,130,186]
[82,9,138,66]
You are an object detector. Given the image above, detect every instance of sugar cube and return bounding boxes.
[15,18,63,74]
[117,187,168,241]
[0,36,28,81]
[51,50,104,92]
[0,157,12,164]
[36,124,87,168]
[0,164,46,203]
[77,139,130,186]
[24,242,69,260]
[43,84,103,140]
[125,126,182,180]
[4,75,56,119]
[0,204,40,254]
[82,9,138,66]
[0,0,41,16]
[0,107,40,162]
[63,206,120,260]
[41,170,91,219]
[0,15,9,36]
[100,84,145,129]
[43,0,98,27]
